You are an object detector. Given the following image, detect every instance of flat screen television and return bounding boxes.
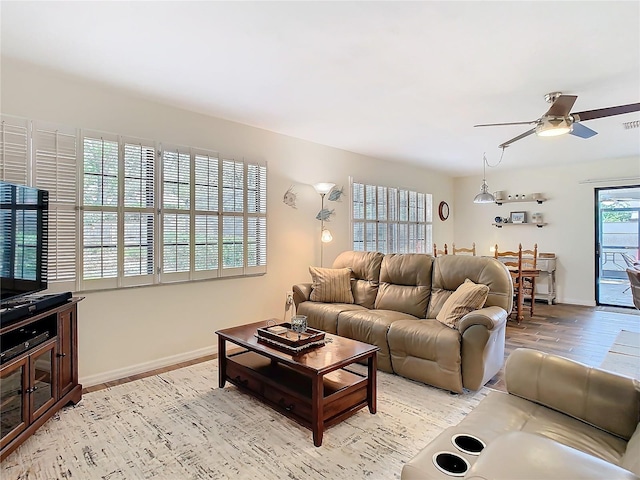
[0,181,49,303]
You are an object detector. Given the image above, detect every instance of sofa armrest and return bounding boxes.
[457,306,507,334]
[292,283,312,308]
[505,348,640,440]
[465,431,640,480]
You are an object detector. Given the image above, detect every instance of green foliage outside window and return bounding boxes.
[603,211,632,222]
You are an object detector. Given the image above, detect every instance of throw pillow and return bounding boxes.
[309,266,354,304]
[436,278,490,329]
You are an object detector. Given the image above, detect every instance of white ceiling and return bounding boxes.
[2,1,639,176]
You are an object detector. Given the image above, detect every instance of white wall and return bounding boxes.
[453,157,640,305]
[1,58,455,384]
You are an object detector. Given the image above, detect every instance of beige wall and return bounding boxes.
[453,157,640,305]
[1,58,455,384]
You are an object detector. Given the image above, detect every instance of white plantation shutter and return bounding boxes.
[122,138,156,286]
[0,116,30,185]
[3,116,268,292]
[246,162,267,274]
[221,157,244,276]
[193,149,220,280]
[32,121,78,291]
[351,179,432,254]
[81,132,119,290]
[161,144,191,282]
[352,182,364,251]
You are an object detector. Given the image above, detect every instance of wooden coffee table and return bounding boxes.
[215,320,379,446]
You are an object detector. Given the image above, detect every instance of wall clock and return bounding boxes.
[438,201,449,221]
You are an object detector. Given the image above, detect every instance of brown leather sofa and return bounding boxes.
[292,251,513,393]
[402,348,640,479]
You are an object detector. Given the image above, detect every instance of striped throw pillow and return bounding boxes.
[309,266,354,304]
[436,278,489,329]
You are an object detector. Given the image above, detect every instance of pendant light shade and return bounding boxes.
[473,182,495,204]
[473,154,496,204]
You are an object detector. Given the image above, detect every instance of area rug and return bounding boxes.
[2,360,489,480]
[600,329,640,379]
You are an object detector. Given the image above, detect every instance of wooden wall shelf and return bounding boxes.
[495,197,546,205]
[492,223,547,228]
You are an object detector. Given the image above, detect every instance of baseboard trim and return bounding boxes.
[80,345,217,388]
[560,298,596,307]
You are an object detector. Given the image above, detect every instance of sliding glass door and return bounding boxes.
[595,186,640,307]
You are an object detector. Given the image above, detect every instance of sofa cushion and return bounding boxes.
[435,278,489,328]
[296,302,366,334]
[375,253,433,318]
[466,431,638,480]
[621,423,640,475]
[332,251,383,309]
[309,266,354,304]
[387,318,463,393]
[505,348,640,440]
[337,309,417,373]
[428,255,513,318]
[457,390,628,465]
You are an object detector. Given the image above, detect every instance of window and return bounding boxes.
[0,115,267,293]
[351,180,431,254]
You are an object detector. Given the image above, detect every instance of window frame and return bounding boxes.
[0,116,268,295]
[351,178,432,254]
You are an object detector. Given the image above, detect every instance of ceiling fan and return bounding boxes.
[474,92,640,149]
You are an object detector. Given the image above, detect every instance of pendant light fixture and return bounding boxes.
[473,153,496,204]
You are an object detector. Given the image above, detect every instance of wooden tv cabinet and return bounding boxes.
[0,297,83,461]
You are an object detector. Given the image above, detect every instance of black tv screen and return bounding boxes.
[0,181,49,302]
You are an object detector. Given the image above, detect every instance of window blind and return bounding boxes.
[122,139,156,286]
[0,116,30,186]
[246,162,267,273]
[32,121,78,290]
[351,179,432,254]
[3,115,268,293]
[81,133,119,290]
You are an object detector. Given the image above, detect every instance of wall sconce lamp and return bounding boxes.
[314,182,335,266]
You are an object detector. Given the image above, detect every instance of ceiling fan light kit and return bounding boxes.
[535,116,573,137]
[474,92,640,148]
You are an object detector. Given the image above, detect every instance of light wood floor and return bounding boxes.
[84,302,639,395]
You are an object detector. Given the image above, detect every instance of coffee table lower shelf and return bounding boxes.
[225,351,369,445]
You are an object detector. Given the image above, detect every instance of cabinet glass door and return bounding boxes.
[30,341,57,421]
[0,357,28,449]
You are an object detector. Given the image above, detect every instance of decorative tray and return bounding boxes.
[256,323,326,351]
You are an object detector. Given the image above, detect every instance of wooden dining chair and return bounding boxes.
[494,244,523,322]
[452,243,476,256]
[433,243,448,257]
[520,244,538,317]
[627,268,640,309]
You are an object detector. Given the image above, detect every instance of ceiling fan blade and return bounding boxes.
[570,122,598,139]
[545,95,578,116]
[573,103,640,122]
[474,121,537,127]
[498,128,536,149]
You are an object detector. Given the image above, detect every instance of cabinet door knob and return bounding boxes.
[57,353,67,358]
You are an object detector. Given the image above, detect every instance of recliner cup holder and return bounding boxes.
[451,433,485,455]
[432,451,469,477]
